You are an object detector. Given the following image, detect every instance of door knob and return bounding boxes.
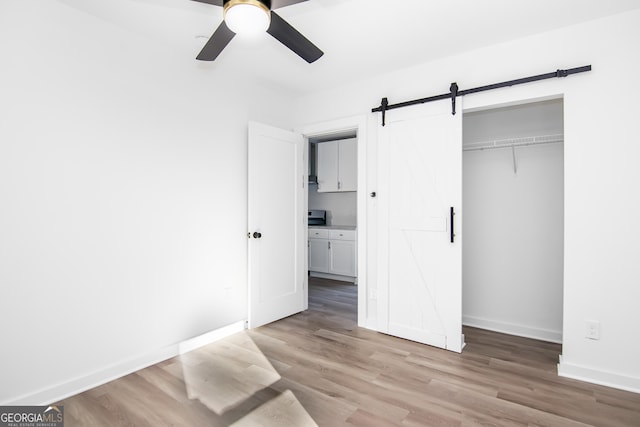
[253,232,262,239]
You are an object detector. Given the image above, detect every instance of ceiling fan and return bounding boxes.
[192,0,323,63]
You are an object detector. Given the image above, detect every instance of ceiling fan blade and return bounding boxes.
[191,0,224,6]
[191,0,306,8]
[267,11,323,63]
[197,21,236,61]
[191,0,304,9]
[271,0,308,9]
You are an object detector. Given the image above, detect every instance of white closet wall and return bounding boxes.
[463,99,564,343]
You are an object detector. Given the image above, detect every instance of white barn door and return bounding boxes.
[377,102,464,352]
[248,122,306,328]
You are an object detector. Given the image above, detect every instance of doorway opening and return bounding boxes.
[462,98,564,344]
[306,130,358,316]
[299,115,368,328]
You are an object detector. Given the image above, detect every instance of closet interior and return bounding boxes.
[462,98,564,343]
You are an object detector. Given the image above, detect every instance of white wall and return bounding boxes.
[294,9,640,392]
[463,101,564,343]
[3,1,639,402]
[463,100,564,142]
[308,185,357,226]
[0,0,295,404]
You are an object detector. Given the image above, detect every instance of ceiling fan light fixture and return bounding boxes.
[224,0,271,37]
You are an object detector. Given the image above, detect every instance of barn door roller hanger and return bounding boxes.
[372,65,591,126]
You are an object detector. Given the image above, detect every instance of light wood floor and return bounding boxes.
[58,278,640,426]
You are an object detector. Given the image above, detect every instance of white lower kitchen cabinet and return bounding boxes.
[308,227,357,281]
[328,240,356,276]
[309,238,330,272]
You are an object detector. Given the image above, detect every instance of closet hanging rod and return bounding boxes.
[463,134,564,152]
[372,65,591,126]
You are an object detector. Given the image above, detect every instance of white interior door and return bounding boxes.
[248,122,306,328]
[377,102,463,352]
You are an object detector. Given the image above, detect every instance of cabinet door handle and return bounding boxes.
[328,241,331,249]
[338,181,341,189]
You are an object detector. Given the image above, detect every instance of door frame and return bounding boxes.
[297,115,368,327]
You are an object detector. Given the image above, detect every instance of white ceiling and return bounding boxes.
[57,0,640,95]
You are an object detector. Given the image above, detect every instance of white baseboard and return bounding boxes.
[463,315,562,343]
[2,320,246,406]
[558,356,640,394]
[178,321,246,355]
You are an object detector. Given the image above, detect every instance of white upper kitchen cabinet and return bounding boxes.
[317,138,357,192]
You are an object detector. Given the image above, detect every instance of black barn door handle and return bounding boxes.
[450,207,455,243]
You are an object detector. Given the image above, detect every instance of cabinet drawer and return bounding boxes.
[309,229,329,239]
[329,229,356,241]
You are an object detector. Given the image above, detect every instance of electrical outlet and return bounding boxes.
[585,320,600,340]
[369,289,378,300]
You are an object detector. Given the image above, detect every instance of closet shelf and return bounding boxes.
[463,133,564,152]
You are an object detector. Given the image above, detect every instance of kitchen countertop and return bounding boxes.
[308,225,356,231]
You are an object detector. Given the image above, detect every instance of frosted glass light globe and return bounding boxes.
[225,3,271,37]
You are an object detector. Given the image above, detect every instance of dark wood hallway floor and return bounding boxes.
[58,277,640,426]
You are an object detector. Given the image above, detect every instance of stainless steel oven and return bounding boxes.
[308,210,326,226]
